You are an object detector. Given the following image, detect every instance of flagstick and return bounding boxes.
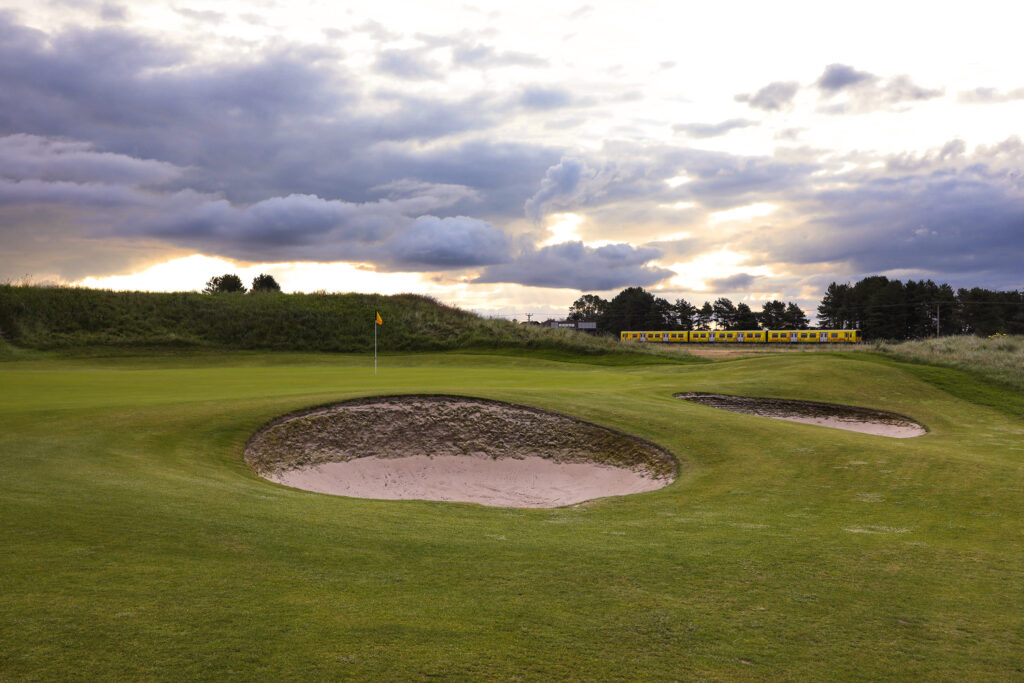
[374,316,377,376]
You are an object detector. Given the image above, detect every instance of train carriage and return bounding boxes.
[621,329,861,343]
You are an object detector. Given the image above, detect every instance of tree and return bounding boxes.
[673,299,697,330]
[818,282,852,329]
[759,300,787,329]
[602,287,661,335]
[711,297,737,330]
[649,296,676,329]
[783,302,809,329]
[251,273,282,293]
[733,302,760,330]
[567,294,609,322]
[204,273,246,294]
[695,302,714,330]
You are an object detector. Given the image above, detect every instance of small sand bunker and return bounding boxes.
[245,395,677,507]
[676,392,926,438]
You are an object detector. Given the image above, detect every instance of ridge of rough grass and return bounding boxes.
[0,284,693,362]
[873,335,1024,392]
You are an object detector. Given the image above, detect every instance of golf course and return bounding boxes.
[2,328,1023,679]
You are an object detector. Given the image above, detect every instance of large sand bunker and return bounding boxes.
[676,392,926,437]
[245,395,677,507]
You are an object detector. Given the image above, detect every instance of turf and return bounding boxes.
[2,350,1023,680]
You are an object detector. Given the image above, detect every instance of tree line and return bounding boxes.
[569,277,1023,339]
[566,287,809,336]
[817,276,1024,338]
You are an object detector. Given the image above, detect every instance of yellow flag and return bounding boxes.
[375,311,383,326]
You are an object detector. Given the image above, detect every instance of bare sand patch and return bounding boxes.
[246,395,677,507]
[676,392,926,438]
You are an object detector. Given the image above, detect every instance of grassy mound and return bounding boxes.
[873,335,1024,391]
[0,284,694,363]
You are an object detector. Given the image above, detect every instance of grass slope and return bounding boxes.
[0,284,694,364]
[873,334,1024,392]
[2,351,1023,679]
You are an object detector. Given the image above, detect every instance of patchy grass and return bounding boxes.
[2,350,1023,679]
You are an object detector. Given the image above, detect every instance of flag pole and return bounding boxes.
[374,314,377,376]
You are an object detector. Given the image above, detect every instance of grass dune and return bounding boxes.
[874,334,1024,390]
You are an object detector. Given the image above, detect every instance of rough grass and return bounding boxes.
[873,334,1024,391]
[2,350,1023,679]
[0,284,695,364]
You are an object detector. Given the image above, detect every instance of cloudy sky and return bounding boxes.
[2,0,1023,318]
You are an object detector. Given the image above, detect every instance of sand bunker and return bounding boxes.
[245,395,677,507]
[676,392,926,438]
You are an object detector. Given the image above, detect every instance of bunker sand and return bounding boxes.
[246,395,677,507]
[269,455,665,507]
[677,392,926,437]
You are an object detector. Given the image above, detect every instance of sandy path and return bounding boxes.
[268,454,665,507]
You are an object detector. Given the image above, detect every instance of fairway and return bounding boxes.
[2,350,1023,679]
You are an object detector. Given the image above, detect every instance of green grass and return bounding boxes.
[2,349,1023,679]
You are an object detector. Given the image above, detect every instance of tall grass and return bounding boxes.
[0,284,691,361]
[874,335,1024,390]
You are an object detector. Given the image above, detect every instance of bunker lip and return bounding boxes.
[675,392,926,438]
[245,394,678,508]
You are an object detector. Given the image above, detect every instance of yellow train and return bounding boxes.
[620,329,861,343]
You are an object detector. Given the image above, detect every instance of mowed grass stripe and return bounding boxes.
[1,351,1023,679]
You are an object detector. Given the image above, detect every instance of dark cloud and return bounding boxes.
[121,193,511,269]
[519,86,575,110]
[774,127,804,141]
[668,149,818,209]
[355,20,400,42]
[390,216,509,268]
[1,15,1019,295]
[0,177,156,207]
[708,273,758,290]
[99,3,127,21]
[885,139,966,172]
[451,43,546,68]
[814,64,943,113]
[673,118,757,138]
[958,87,1024,104]
[523,158,586,220]
[0,134,180,185]
[816,63,874,92]
[0,15,537,212]
[375,48,444,81]
[734,81,799,111]
[741,138,1024,282]
[476,241,673,291]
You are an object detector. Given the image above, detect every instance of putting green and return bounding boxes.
[1,350,1022,679]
